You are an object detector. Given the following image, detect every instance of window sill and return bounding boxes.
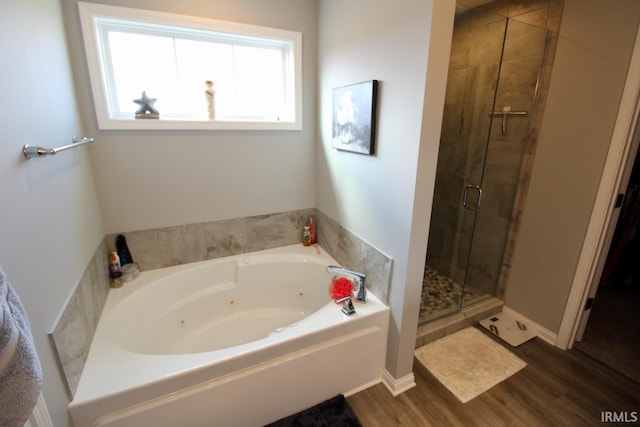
[96,118,302,131]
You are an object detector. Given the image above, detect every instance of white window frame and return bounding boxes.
[78,2,302,130]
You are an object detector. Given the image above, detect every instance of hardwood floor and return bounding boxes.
[348,327,640,426]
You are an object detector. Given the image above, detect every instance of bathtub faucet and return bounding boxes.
[336,296,356,316]
[326,265,366,302]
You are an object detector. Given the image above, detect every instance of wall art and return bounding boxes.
[332,80,378,155]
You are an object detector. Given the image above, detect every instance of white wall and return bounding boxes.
[0,1,104,426]
[61,0,319,234]
[0,2,456,424]
[506,0,640,333]
[317,0,454,380]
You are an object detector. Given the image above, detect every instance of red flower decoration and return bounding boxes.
[329,277,353,302]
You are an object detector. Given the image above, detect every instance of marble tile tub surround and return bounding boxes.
[106,208,392,303]
[316,210,393,304]
[49,239,111,399]
[106,208,316,271]
[49,208,393,401]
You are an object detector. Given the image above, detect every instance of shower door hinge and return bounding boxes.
[615,193,625,208]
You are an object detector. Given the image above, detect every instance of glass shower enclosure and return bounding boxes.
[420,9,548,322]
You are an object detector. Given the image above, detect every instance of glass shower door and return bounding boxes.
[462,19,549,308]
[421,12,549,323]
[421,12,508,321]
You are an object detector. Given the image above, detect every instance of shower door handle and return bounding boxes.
[462,185,483,211]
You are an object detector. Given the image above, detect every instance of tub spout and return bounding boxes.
[326,265,366,302]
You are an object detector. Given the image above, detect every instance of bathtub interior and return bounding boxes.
[70,244,390,427]
[111,254,334,355]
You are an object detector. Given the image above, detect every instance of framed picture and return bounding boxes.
[332,80,378,155]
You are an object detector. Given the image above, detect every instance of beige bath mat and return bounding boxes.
[415,327,526,403]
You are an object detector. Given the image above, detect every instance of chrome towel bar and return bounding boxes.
[23,136,95,160]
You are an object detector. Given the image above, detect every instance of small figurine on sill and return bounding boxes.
[133,91,159,119]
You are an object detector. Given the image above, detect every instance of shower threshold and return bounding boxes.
[415,297,504,348]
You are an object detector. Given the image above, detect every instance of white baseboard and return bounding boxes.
[24,393,53,427]
[502,306,558,347]
[382,370,416,396]
[343,377,384,398]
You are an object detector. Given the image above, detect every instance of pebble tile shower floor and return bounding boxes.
[420,266,481,321]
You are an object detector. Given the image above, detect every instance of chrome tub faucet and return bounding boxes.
[326,265,367,302]
[336,296,356,315]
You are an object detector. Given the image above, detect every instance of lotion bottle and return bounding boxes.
[109,251,123,288]
[308,216,317,244]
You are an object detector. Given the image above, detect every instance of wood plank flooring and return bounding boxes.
[348,327,640,426]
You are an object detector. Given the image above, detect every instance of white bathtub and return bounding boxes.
[69,244,389,427]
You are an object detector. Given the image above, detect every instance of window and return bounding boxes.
[78,2,302,130]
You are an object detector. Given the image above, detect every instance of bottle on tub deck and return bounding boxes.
[308,216,317,244]
[109,251,123,288]
[115,234,133,266]
[302,226,311,246]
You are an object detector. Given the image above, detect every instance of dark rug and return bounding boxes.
[265,395,362,427]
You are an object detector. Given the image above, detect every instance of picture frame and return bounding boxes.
[332,80,378,155]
